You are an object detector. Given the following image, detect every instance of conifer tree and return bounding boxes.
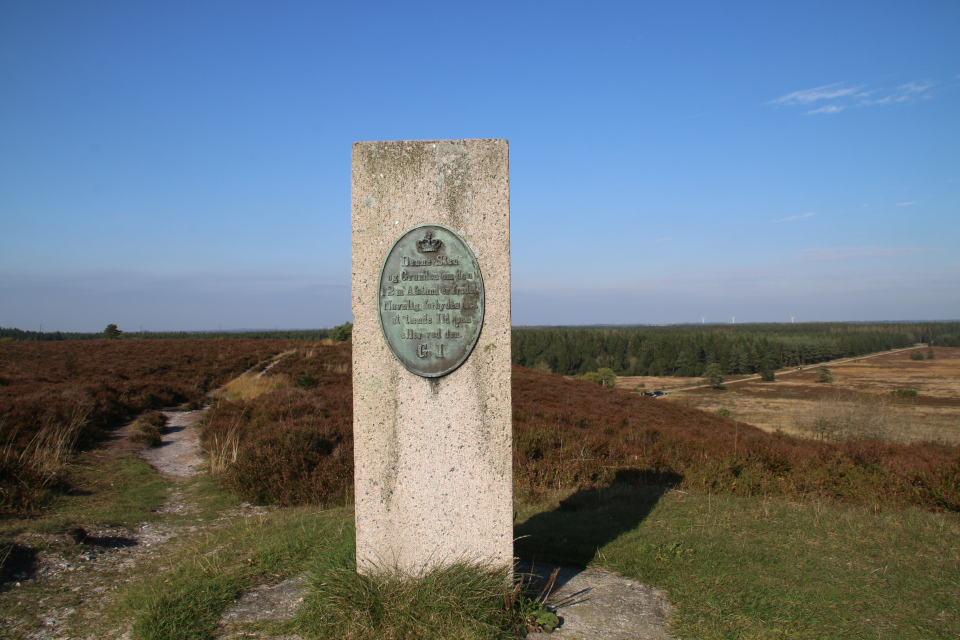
[704,363,725,389]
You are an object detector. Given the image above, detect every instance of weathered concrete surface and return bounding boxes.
[526,563,676,640]
[351,139,512,574]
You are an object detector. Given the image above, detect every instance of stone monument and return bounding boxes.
[351,139,512,574]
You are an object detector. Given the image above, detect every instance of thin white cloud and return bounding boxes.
[768,83,864,106]
[775,212,816,222]
[769,79,937,115]
[896,201,916,206]
[806,105,844,115]
[794,246,935,263]
[653,237,672,243]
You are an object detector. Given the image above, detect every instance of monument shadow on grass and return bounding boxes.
[515,469,682,572]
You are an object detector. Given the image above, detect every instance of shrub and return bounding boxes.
[910,351,925,361]
[816,366,833,383]
[581,368,616,387]
[296,373,320,390]
[893,389,918,397]
[715,407,733,419]
[129,411,168,447]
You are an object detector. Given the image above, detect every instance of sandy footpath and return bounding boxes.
[138,408,207,478]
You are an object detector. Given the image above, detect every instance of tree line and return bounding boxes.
[512,322,960,378]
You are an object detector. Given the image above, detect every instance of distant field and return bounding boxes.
[619,347,960,444]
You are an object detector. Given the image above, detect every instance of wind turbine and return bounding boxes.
[731,316,736,324]
[791,316,795,323]
[701,317,706,324]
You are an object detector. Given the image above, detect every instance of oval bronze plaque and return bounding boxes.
[378,224,485,377]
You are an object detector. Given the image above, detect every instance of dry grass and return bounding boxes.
[665,347,960,444]
[617,375,706,391]
[221,373,291,400]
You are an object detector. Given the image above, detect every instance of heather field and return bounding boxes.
[198,344,960,512]
[3,336,958,524]
[1,338,958,639]
[0,339,297,511]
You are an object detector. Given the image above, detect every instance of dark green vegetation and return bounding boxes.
[894,388,919,397]
[103,323,123,339]
[0,323,360,343]
[579,367,616,386]
[512,322,960,376]
[329,321,353,343]
[0,339,298,512]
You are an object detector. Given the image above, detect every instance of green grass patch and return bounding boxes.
[517,487,960,639]
[1,453,169,537]
[107,506,353,640]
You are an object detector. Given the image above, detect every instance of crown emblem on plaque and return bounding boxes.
[417,231,442,253]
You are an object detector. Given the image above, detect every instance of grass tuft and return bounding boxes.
[129,411,168,447]
[298,553,519,640]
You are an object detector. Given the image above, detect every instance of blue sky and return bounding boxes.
[2,1,958,331]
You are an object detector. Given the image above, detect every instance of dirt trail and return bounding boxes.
[138,408,207,478]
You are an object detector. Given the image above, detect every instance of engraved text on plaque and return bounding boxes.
[378,224,485,377]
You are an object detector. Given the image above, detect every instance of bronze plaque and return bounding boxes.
[378,224,485,377]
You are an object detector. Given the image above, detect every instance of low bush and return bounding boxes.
[580,367,616,387]
[893,388,918,397]
[296,373,320,390]
[129,412,168,447]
